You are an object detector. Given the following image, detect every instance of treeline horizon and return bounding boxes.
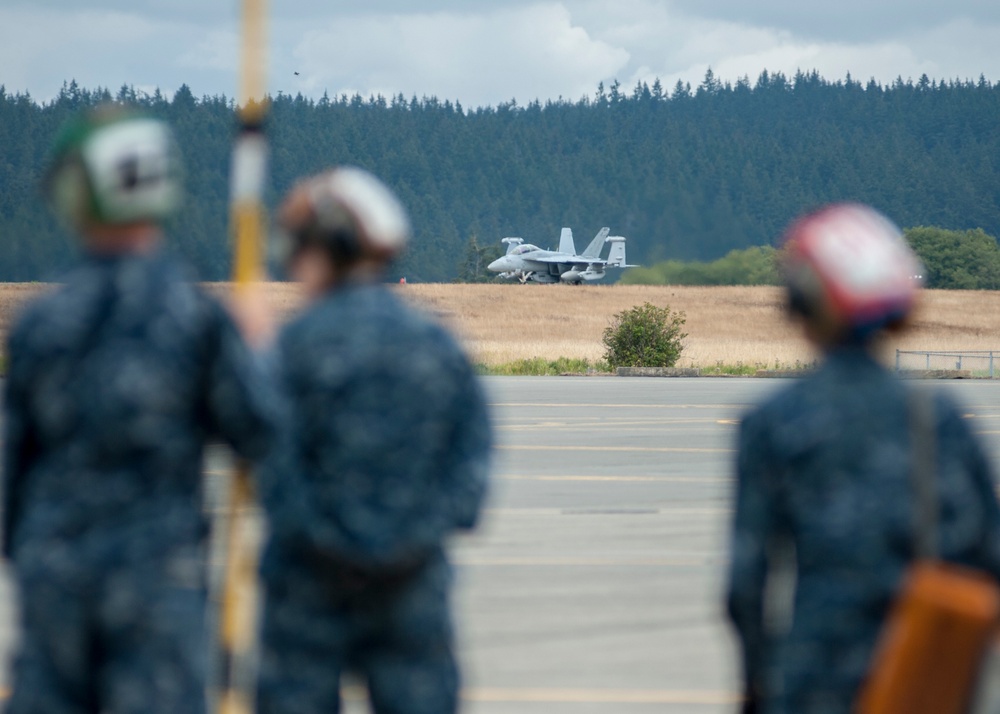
[1,69,999,282]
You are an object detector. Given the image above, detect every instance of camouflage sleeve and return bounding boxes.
[440,361,492,530]
[726,409,780,699]
[253,352,314,544]
[202,303,277,462]
[936,394,1000,577]
[2,336,38,558]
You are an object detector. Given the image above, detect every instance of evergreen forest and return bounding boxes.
[1,70,998,283]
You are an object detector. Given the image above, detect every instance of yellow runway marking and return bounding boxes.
[346,685,738,705]
[502,474,727,483]
[483,506,728,516]
[499,445,733,454]
[453,556,712,567]
[462,687,739,704]
[500,417,724,427]
[494,402,745,410]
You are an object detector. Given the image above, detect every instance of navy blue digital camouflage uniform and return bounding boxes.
[255,282,491,714]
[727,345,1000,714]
[2,251,274,714]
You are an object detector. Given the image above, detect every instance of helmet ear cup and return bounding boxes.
[784,261,825,321]
[785,284,824,322]
[47,158,94,228]
[291,224,361,265]
[326,225,362,265]
[304,177,364,265]
[786,282,814,320]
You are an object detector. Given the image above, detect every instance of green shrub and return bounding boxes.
[602,302,687,368]
[620,246,781,286]
[905,226,1000,289]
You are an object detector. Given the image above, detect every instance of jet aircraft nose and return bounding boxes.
[488,257,509,272]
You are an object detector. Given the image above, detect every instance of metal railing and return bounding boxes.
[895,350,1000,378]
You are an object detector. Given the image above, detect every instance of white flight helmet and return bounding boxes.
[278,166,410,265]
[44,105,182,228]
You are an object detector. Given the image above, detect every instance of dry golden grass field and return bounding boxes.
[2,282,999,369]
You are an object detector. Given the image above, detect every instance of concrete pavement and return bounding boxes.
[4,376,1000,712]
[443,377,770,713]
[447,377,1000,713]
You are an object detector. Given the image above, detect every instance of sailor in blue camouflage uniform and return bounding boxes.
[255,167,491,714]
[726,203,1000,714]
[1,107,274,713]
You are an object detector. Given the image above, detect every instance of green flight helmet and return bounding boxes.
[44,105,182,228]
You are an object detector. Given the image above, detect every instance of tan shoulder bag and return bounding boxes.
[857,391,1000,714]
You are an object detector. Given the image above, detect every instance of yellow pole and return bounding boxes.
[232,0,268,287]
[219,1,268,713]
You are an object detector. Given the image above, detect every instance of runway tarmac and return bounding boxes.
[446,376,776,714]
[4,375,1000,713]
[441,376,1000,714]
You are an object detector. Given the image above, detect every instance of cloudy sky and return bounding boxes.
[2,1,998,107]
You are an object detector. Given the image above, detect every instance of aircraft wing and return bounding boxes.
[531,254,596,265]
[532,254,571,264]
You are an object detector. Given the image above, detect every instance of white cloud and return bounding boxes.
[177,29,239,74]
[664,0,1000,42]
[0,0,996,106]
[907,17,1000,82]
[293,3,630,106]
[0,6,237,100]
[569,0,1000,92]
[0,8,156,95]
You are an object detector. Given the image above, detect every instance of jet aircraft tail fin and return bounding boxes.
[582,227,611,258]
[606,237,632,267]
[558,228,576,255]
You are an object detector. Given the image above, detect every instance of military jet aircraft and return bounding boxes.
[487,227,635,284]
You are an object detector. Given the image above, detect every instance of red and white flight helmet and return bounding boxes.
[782,203,923,336]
